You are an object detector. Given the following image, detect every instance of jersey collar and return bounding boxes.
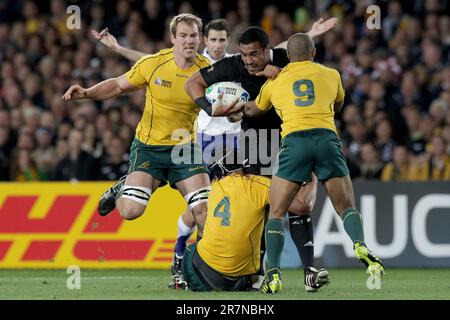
[202,48,232,63]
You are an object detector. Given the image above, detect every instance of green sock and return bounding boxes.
[342,208,365,244]
[265,218,285,271]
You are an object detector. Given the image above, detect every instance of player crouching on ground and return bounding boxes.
[179,154,269,291]
[176,152,328,292]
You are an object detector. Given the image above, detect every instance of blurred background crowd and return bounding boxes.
[0,0,449,182]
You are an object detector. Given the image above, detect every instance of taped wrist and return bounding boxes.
[195,96,212,116]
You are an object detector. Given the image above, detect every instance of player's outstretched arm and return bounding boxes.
[61,75,137,101]
[185,71,214,115]
[227,111,244,123]
[186,71,209,102]
[334,99,344,113]
[92,28,147,62]
[255,64,282,80]
[186,71,247,117]
[185,71,233,117]
[243,100,265,117]
[275,17,338,49]
[307,17,338,38]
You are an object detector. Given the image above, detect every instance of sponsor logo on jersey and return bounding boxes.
[189,165,205,172]
[155,77,172,88]
[138,161,151,169]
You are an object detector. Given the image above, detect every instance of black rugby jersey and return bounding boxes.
[200,48,290,175]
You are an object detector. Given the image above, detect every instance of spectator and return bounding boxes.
[442,125,450,154]
[98,136,129,181]
[375,118,396,163]
[413,135,450,180]
[32,127,57,178]
[403,106,427,155]
[22,0,42,34]
[359,142,384,180]
[53,129,97,181]
[345,119,367,163]
[429,98,448,128]
[0,126,12,180]
[381,145,417,181]
[10,149,46,181]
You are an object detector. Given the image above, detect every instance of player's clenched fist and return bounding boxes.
[61,84,88,100]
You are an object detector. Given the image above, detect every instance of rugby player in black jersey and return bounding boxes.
[186,18,337,292]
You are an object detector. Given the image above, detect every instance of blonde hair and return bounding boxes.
[169,13,202,37]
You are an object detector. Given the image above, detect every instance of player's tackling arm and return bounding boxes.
[92,28,147,62]
[244,100,266,117]
[275,17,338,49]
[186,71,208,102]
[334,70,345,113]
[115,45,147,62]
[61,75,137,101]
[185,71,240,117]
[185,70,214,115]
[244,79,274,117]
[334,100,344,113]
[227,111,244,123]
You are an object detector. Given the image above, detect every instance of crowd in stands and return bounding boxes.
[0,0,449,182]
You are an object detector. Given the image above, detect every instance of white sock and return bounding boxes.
[177,216,196,239]
[252,275,265,289]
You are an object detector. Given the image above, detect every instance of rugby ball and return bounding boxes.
[205,82,250,107]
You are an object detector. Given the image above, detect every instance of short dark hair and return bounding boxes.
[204,19,230,38]
[238,27,269,48]
[287,33,315,61]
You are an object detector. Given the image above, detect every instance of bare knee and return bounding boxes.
[288,190,316,215]
[269,206,288,218]
[288,180,317,215]
[323,176,355,217]
[191,203,207,222]
[182,206,196,228]
[118,200,145,220]
[183,185,210,235]
[330,192,354,217]
[190,203,207,234]
[288,198,314,215]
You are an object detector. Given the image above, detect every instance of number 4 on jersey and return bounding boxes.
[214,196,231,226]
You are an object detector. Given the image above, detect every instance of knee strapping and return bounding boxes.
[120,185,152,206]
[184,186,211,209]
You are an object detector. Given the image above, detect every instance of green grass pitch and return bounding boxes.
[0,268,449,300]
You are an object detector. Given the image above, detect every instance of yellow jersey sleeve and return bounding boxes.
[124,55,154,88]
[336,70,345,102]
[255,79,275,111]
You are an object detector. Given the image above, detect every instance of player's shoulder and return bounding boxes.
[247,175,271,189]
[315,62,341,77]
[214,53,242,67]
[271,48,289,67]
[135,48,174,66]
[199,54,241,80]
[195,52,211,67]
[272,47,288,58]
